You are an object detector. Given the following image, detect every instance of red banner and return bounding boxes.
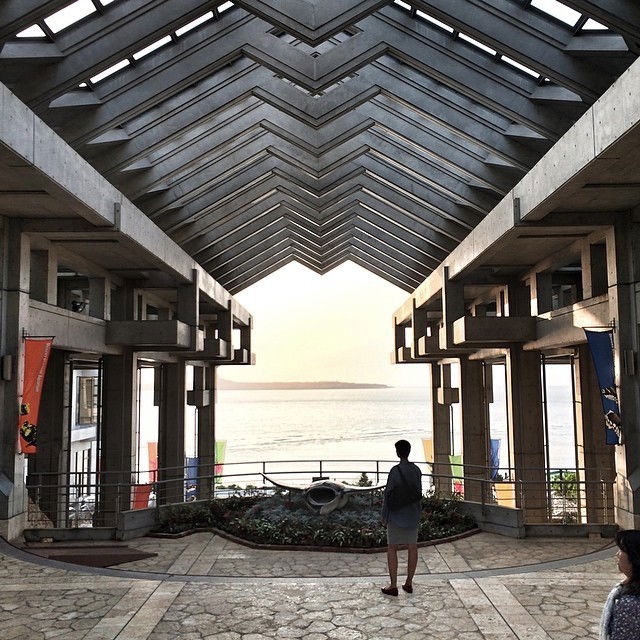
[18,338,53,454]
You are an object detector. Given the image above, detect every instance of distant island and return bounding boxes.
[217,379,391,390]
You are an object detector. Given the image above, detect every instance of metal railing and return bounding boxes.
[25,459,615,529]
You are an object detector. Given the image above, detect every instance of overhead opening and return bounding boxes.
[44,0,97,33]
[529,0,581,27]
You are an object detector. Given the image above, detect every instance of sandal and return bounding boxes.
[381,586,398,596]
[402,584,413,594]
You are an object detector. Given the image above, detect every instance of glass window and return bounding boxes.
[530,0,581,27]
[176,12,214,37]
[133,35,172,61]
[459,33,497,56]
[90,59,130,84]
[44,0,96,33]
[16,25,47,38]
[77,376,98,425]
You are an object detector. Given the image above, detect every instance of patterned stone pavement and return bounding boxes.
[0,533,621,640]
[112,531,610,577]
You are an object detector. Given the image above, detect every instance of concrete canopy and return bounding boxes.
[0,0,637,292]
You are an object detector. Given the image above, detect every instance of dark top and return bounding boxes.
[610,593,640,639]
[381,460,422,528]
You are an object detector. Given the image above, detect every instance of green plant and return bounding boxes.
[550,471,578,500]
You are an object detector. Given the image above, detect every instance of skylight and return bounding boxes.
[44,0,96,33]
[530,0,581,27]
[218,2,234,12]
[415,10,454,34]
[175,12,214,37]
[133,35,172,60]
[501,55,540,78]
[393,0,412,10]
[582,18,608,31]
[16,25,47,38]
[459,33,497,56]
[90,59,130,84]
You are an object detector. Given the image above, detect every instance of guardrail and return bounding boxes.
[25,459,614,529]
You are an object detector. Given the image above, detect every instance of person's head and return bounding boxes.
[395,440,411,460]
[615,530,640,592]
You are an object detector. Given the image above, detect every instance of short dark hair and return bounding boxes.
[395,439,411,458]
[616,529,640,595]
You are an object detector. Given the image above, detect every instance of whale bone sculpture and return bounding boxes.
[262,474,386,515]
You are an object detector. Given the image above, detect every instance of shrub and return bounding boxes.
[154,489,476,547]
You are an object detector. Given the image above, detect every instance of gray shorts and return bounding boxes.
[387,521,418,545]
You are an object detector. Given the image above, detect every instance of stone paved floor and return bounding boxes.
[0,534,620,639]
[112,531,609,577]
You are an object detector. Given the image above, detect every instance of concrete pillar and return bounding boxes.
[97,351,137,525]
[29,248,57,305]
[89,277,111,320]
[531,272,553,315]
[505,347,548,522]
[441,266,465,349]
[460,358,489,502]
[581,241,608,299]
[607,216,640,528]
[27,349,69,527]
[431,363,452,493]
[192,365,216,500]
[0,219,30,539]
[158,361,186,504]
[574,345,616,523]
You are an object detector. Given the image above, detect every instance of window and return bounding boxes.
[77,376,98,425]
[44,0,96,33]
[530,0,581,27]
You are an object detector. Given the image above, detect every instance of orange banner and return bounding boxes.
[18,338,53,454]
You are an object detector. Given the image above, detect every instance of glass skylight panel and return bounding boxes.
[582,18,608,31]
[501,55,540,78]
[393,0,412,10]
[133,35,172,60]
[44,0,96,33]
[415,10,454,33]
[90,59,130,84]
[459,33,496,56]
[530,0,581,26]
[16,25,47,38]
[99,0,117,4]
[175,12,214,37]
[218,2,234,12]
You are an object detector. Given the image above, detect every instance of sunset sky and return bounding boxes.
[222,261,427,387]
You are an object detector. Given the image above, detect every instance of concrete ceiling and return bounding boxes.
[1,0,638,293]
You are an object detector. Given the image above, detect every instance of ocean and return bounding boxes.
[199,385,578,485]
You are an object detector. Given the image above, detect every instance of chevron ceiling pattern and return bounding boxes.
[1,1,639,293]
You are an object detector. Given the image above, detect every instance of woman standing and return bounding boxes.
[380,439,422,596]
[600,530,640,639]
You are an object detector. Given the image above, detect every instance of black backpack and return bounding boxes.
[387,465,422,510]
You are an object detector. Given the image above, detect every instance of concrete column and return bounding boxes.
[97,351,137,525]
[0,219,30,539]
[574,345,616,523]
[29,248,57,305]
[27,349,69,527]
[607,216,640,529]
[531,272,553,315]
[158,361,186,504]
[460,358,489,502]
[194,366,216,500]
[581,241,608,299]
[505,347,548,522]
[89,278,111,320]
[111,283,137,321]
[441,266,465,348]
[431,363,452,493]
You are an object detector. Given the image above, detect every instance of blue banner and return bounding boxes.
[584,329,621,445]
[490,439,501,479]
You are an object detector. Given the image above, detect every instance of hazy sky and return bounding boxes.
[222,260,427,387]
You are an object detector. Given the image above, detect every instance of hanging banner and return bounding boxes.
[18,338,53,454]
[489,439,501,480]
[215,440,226,484]
[584,329,621,445]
